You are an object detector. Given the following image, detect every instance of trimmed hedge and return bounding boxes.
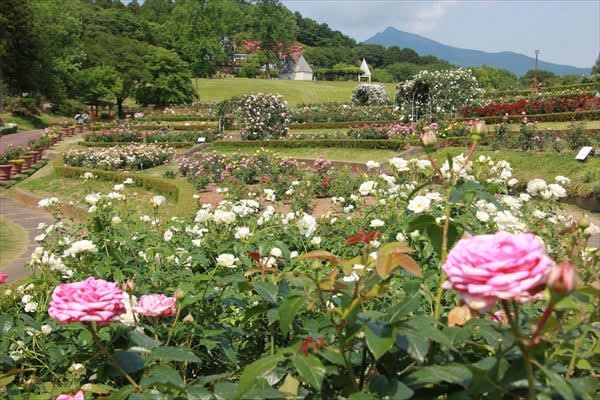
[290,120,400,130]
[213,139,413,151]
[488,82,599,98]
[89,122,218,132]
[0,124,18,135]
[53,156,198,217]
[78,141,196,149]
[137,115,217,122]
[461,109,600,124]
[0,159,47,188]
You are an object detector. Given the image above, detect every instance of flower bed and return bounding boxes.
[462,94,600,117]
[63,144,173,171]
[290,103,401,123]
[2,140,598,398]
[84,128,220,144]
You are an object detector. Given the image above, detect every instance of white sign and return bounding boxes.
[575,146,593,161]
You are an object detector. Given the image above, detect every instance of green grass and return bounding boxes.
[0,112,67,131]
[212,144,399,163]
[15,169,182,217]
[0,216,28,270]
[435,147,600,197]
[193,78,396,105]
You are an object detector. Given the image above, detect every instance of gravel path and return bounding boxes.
[0,129,46,153]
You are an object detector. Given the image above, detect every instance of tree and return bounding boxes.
[134,49,197,108]
[250,0,297,78]
[472,65,518,89]
[354,44,386,68]
[74,66,123,111]
[0,0,42,105]
[520,69,557,86]
[592,54,600,75]
[383,46,404,66]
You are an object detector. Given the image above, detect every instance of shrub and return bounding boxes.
[351,83,388,106]
[237,93,290,140]
[491,121,510,150]
[6,95,43,117]
[63,144,173,171]
[564,122,592,150]
[517,122,537,151]
[0,123,18,135]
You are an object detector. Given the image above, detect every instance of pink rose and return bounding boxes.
[546,263,577,293]
[442,232,554,311]
[48,277,125,325]
[134,294,177,317]
[0,273,7,283]
[56,390,84,400]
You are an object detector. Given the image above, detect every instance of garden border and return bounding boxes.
[53,156,198,217]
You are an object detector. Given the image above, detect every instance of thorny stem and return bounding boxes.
[86,324,140,390]
[165,305,182,346]
[567,312,593,377]
[502,301,535,400]
[529,303,553,345]
[433,189,452,320]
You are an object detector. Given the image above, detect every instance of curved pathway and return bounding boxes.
[0,195,52,282]
[0,129,46,153]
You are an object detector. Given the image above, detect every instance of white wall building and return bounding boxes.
[279,55,313,80]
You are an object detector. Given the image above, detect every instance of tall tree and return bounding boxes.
[250,0,297,78]
[0,0,41,106]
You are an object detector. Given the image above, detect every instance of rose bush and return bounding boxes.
[237,93,290,140]
[351,83,388,106]
[63,144,173,170]
[1,134,598,398]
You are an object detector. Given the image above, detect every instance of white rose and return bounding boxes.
[216,253,238,268]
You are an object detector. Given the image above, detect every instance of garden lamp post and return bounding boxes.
[534,49,540,93]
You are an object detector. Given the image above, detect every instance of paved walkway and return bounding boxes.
[0,195,52,282]
[0,129,45,153]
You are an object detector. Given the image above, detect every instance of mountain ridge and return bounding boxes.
[364,27,591,76]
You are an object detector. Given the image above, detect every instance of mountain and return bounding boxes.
[364,27,591,76]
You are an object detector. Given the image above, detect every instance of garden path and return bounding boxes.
[0,195,52,282]
[0,129,45,153]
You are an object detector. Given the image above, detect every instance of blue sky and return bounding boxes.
[283,0,600,68]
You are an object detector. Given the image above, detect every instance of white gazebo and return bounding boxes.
[358,58,371,82]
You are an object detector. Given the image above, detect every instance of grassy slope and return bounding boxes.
[1,112,67,131]
[0,216,28,270]
[194,78,397,105]
[435,147,600,197]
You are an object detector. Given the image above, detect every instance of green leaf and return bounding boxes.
[186,384,212,400]
[112,351,144,375]
[238,353,283,397]
[365,323,395,360]
[388,297,419,323]
[151,346,202,363]
[408,214,436,232]
[368,375,414,400]
[214,382,238,400]
[405,364,472,388]
[406,316,452,347]
[141,365,184,389]
[395,331,430,363]
[104,386,134,400]
[254,282,278,305]
[539,364,575,400]
[278,296,305,335]
[129,329,159,349]
[291,354,326,391]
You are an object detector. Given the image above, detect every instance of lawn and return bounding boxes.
[211,143,399,163]
[435,147,600,197]
[505,120,600,132]
[14,169,181,217]
[0,112,68,131]
[0,216,28,270]
[193,78,397,105]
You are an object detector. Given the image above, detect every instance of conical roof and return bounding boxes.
[280,55,313,74]
[360,58,371,76]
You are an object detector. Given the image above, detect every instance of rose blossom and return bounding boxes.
[442,232,554,311]
[0,273,7,283]
[56,391,84,400]
[134,294,177,317]
[48,277,125,325]
[546,263,577,293]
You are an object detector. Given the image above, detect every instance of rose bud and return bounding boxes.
[183,313,194,324]
[547,263,577,293]
[122,280,135,293]
[174,288,185,300]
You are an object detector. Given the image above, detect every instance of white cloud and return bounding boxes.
[407,0,457,34]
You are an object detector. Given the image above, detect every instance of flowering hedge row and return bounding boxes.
[462,94,600,117]
[84,128,220,144]
[213,139,413,151]
[89,121,217,132]
[290,103,401,123]
[63,144,173,171]
[460,109,600,124]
